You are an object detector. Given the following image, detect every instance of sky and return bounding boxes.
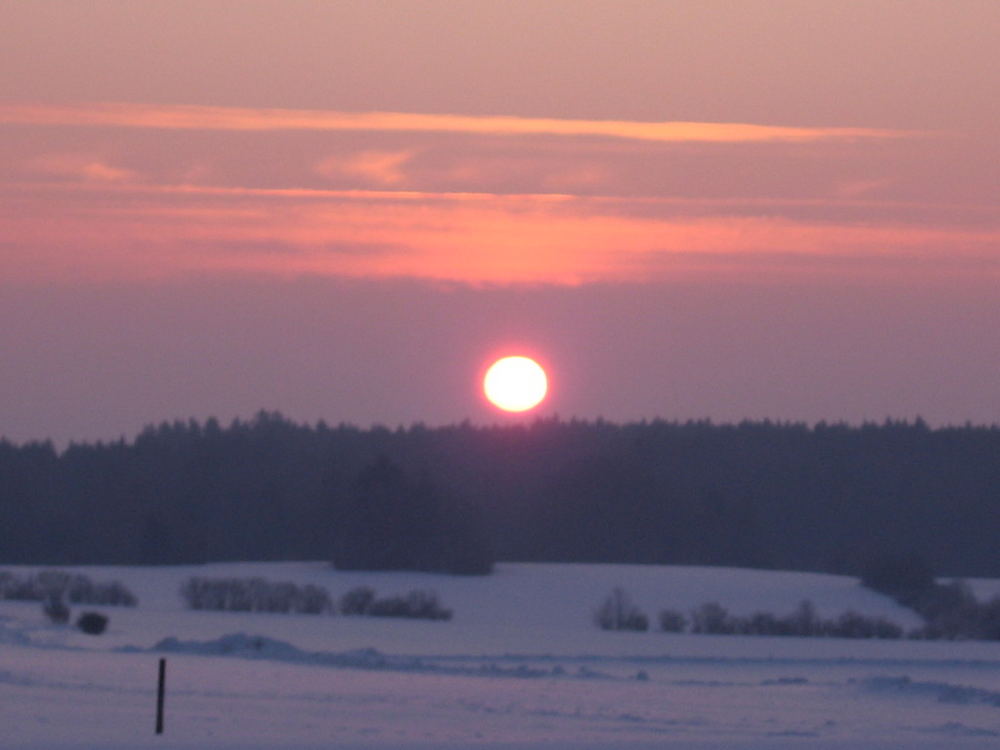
[2,0,999,444]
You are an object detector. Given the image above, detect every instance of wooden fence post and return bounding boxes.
[156,657,166,735]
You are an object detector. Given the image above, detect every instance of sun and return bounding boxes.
[483,356,548,412]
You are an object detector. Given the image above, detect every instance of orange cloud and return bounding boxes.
[29,153,135,183]
[314,150,415,186]
[0,102,914,144]
[834,178,895,199]
[2,182,997,287]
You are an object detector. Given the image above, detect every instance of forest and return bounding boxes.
[1,413,997,577]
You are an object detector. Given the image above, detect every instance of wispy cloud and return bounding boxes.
[29,153,135,183]
[833,178,894,199]
[314,150,415,186]
[3,181,997,286]
[0,102,914,144]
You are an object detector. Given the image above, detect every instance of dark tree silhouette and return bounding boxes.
[333,455,492,574]
[0,413,997,577]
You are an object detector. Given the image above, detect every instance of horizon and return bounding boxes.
[7,409,1000,453]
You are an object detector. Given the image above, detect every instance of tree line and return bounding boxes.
[0,412,997,576]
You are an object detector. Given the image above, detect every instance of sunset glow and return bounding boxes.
[2,1,999,442]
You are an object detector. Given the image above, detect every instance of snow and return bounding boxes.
[1,561,998,748]
[963,578,1000,602]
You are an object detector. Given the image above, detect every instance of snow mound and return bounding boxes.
[156,633,302,659]
[859,675,1000,707]
[919,722,1000,738]
[149,632,614,681]
[0,615,31,646]
[152,633,411,670]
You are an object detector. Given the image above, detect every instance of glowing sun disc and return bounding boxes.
[483,356,548,412]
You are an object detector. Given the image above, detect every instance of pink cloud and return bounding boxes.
[29,153,136,183]
[2,182,996,286]
[0,102,915,144]
[833,178,895,199]
[314,150,415,186]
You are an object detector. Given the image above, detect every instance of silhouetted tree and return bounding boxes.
[861,553,935,600]
[595,588,648,631]
[332,455,492,574]
[139,515,173,565]
[0,415,997,577]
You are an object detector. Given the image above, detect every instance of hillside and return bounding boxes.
[3,561,1000,748]
[2,561,929,655]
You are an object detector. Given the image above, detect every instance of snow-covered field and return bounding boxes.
[2,561,998,749]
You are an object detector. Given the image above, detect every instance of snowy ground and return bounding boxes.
[1,561,998,749]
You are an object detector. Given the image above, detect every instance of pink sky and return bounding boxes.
[2,1,999,442]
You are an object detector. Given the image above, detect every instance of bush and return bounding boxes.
[979,597,1000,640]
[662,600,904,640]
[828,610,902,639]
[298,584,333,615]
[340,587,452,620]
[785,600,822,637]
[742,611,783,636]
[43,596,70,625]
[595,588,649,631]
[402,589,452,620]
[0,570,137,607]
[726,600,828,637]
[860,559,1000,641]
[689,602,737,635]
[908,586,1000,641]
[76,612,108,635]
[658,609,687,633]
[339,586,376,615]
[180,577,333,615]
[67,578,137,607]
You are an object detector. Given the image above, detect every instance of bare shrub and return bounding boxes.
[343,588,452,620]
[689,602,737,635]
[786,600,822,637]
[743,611,781,636]
[366,596,410,618]
[658,609,687,633]
[0,570,137,607]
[43,596,70,624]
[829,610,902,639]
[299,585,333,615]
[339,586,376,615]
[859,559,1000,640]
[67,578,137,606]
[980,597,1000,641]
[595,588,649,631]
[908,586,1000,641]
[180,577,333,615]
[405,590,452,620]
[680,600,902,639]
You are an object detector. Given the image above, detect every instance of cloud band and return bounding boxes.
[0,102,912,144]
